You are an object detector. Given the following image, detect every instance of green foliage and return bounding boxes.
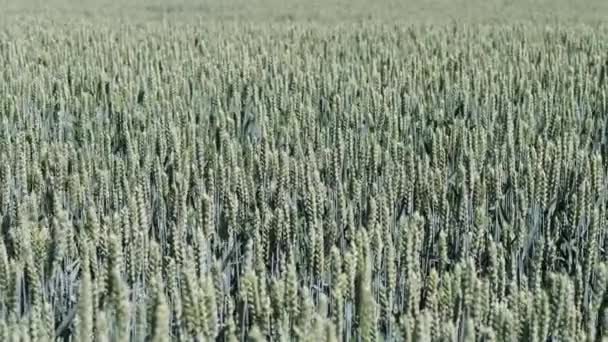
[2,8,608,341]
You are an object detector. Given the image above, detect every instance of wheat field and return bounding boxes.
[1,1,608,341]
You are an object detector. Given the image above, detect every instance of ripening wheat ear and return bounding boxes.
[75,243,93,342]
[224,298,239,342]
[202,274,218,339]
[0,156,10,214]
[181,263,202,338]
[356,234,376,342]
[0,316,8,342]
[269,277,285,335]
[283,252,299,325]
[110,266,130,341]
[150,279,170,342]
[248,324,265,342]
[0,236,9,310]
[312,222,325,285]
